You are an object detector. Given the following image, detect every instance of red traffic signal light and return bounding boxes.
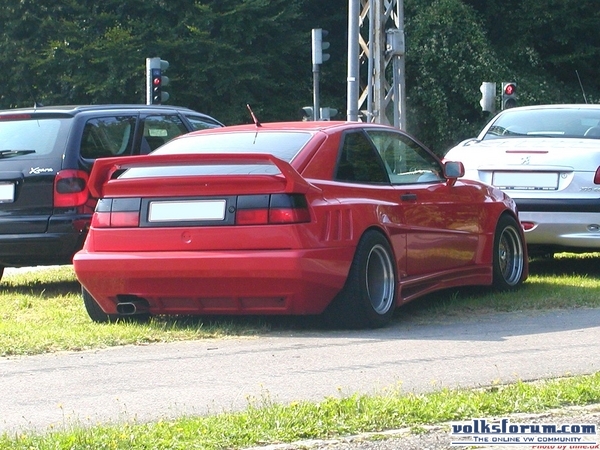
[151,68,162,104]
[502,82,517,110]
[146,57,170,105]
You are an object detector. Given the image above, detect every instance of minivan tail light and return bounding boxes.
[54,170,89,207]
[594,167,600,184]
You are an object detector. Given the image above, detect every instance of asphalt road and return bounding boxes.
[1,307,599,436]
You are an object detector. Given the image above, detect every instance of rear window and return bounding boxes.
[118,163,280,179]
[152,131,313,162]
[484,109,600,139]
[0,117,69,156]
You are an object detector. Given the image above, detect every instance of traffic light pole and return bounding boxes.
[313,64,320,121]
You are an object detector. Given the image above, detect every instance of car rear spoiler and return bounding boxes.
[87,153,315,199]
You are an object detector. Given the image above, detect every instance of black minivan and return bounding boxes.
[0,104,223,280]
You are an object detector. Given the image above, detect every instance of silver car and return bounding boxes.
[445,104,600,256]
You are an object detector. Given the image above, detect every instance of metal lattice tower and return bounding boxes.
[347,0,406,129]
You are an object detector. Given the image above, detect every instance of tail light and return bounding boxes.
[92,194,310,228]
[521,221,536,231]
[594,167,600,184]
[54,170,89,207]
[91,198,141,228]
[236,194,311,225]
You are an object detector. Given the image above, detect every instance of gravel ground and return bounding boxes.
[246,404,600,450]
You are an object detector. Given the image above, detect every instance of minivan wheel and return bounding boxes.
[82,286,118,323]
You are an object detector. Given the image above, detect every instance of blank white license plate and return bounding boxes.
[492,172,559,190]
[0,183,15,202]
[148,199,226,222]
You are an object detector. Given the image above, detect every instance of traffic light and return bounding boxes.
[150,68,162,105]
[146,57,170,105]
[319,107,338,121]
[502,82,517,110]
[479,82,496,113]
[300,106,314,121]
[311,28,330,65]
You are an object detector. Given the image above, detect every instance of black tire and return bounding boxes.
[82,286,118,323]
[324,230,397,329]
[0,266,4,283]
[493,215,526,290]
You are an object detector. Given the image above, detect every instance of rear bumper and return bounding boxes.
[73,247,355,316]
[0,214,89,267]
[516,198,600,213]
[0,232,85,267]
[519,210,600,250]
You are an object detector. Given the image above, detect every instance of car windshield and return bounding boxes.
[483,109,600,140]
[152,131,313,162]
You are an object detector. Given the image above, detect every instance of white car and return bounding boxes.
[445,104,600,256]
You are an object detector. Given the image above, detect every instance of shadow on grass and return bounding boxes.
[529,252,600,277]
[4,252,600,333]
[0,278,80,298]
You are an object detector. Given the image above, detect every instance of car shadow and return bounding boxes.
[165,253,600,341]
[4,254,599,342]
[0,278,80,298]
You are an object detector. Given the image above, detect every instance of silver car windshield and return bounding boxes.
[484,109,600,140]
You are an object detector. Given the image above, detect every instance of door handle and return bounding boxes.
[401,193,417,202]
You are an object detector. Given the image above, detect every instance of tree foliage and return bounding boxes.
[0,0,598,153]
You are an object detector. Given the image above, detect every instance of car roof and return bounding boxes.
[0,104,216,119]
[499,104,600,113]
[183,120,394,136]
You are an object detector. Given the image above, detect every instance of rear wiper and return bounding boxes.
[0,149,36,158]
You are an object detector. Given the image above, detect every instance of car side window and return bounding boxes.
[335,131,389,183]
[80,116,136,159]
[185,114,223,131]
[141,115,189,153]
[366,130,443,184]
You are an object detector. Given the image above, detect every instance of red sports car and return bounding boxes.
[73,121,528,328]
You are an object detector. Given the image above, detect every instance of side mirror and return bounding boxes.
[443,160,464,185]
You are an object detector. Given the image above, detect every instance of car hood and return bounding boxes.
[445,137,600,172]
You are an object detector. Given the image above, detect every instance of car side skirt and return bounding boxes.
[398,265,493,304]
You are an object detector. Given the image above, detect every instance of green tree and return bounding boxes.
[0,0,313,124]
[405,0,504,153]
[1,0,599,151]
[464,0,600,105]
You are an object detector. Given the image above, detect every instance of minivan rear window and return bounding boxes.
[0,118,65,156]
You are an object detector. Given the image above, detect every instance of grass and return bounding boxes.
[1,255,599,448]
[0,373,599,449]
[2,253,600,356]
[0,266,270,357]
[400,252,600,320]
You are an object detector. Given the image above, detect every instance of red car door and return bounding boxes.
[366,129,483,276]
